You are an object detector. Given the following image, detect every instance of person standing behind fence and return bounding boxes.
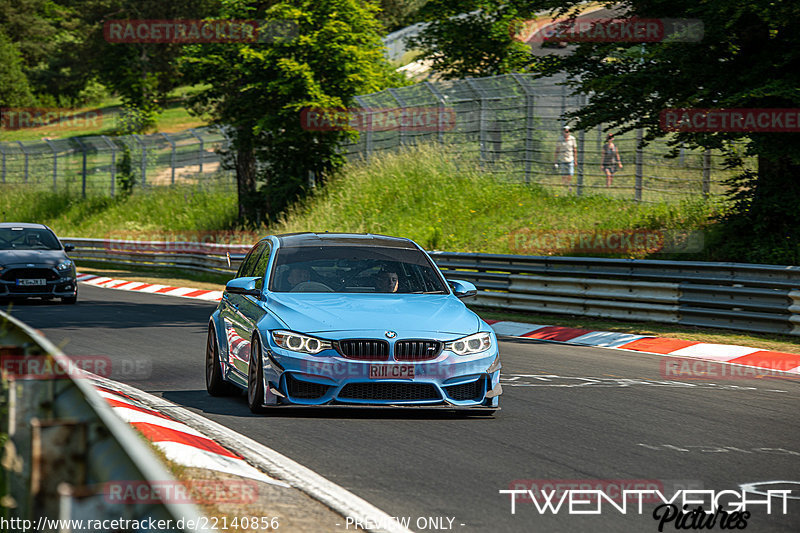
[601,133,623,187]
[553,126,577,193]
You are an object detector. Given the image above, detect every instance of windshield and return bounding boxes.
[269,245,448,294]
[0,228,61,251]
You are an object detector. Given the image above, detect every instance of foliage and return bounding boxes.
[539,0,800,264]
[410,0,543,78]
[0,27,34,106]
[373,0,429,33]
[184,0,402,224]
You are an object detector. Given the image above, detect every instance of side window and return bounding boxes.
[253,243,272,289]
[237,241,267,278]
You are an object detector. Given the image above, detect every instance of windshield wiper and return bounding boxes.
[410,290,447,294]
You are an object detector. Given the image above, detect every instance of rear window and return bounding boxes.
[0,228,61,250]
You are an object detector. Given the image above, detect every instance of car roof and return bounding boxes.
[274,232,418,250]
[0,222,51,230]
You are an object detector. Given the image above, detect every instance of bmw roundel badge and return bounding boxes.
[385,331,397,338]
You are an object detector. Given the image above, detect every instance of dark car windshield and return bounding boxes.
[0,228,61,251]
[269,245,448,294]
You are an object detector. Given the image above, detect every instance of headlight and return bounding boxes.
[271,330,332,355]
[56,260,73,272]
[445,332,492,356]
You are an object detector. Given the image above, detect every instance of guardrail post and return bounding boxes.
[635,128,644,202]
[189,128,204,173]
[162,132,176,184]
[16,141,29,183]
[702,148,711,197]
[43,139,58,191]
[512,73,535,183]
[354,95,373,161]
[100,136,116,197]
[73,138,87,198]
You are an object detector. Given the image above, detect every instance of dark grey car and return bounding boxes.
[0,223,78,304]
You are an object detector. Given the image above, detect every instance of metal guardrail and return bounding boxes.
[61,238,800,336]
[0,310,207,529]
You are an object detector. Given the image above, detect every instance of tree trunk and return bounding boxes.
[235,131,259,223]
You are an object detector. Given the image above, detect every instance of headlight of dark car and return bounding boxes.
[445,332,492,356]
[56,260,73,273]
[271,330,332,354]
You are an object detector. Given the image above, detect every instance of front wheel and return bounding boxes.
[62,296,77,304]
[206,325,239,396]
[247,336,268,413]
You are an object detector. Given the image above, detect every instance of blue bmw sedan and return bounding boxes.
[206,233,501,413]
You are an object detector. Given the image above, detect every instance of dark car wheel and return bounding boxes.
[247,336,268,413]
[62,296,77,304]
[206,325,239,397]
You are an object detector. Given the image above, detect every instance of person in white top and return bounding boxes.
[553,125,578,192]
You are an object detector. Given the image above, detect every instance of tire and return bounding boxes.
[62,296,77,304]
[247,336,268,413]
[206,325,239,397]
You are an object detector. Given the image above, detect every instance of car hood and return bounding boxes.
[0,249,67,267]
[265,292,480,336]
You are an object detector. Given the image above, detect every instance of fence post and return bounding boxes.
[73,138,87,198]
[0,143,6,183]
[465,78,487,163]
[387,88,406,148]
[133,134,147,187]
[101,136,116,197]
[424,82,447,146]
[43,139,58,191]
[354,95,372,161]
[162,132,176,184]
[16,141,29,183]
[702,148,711,197]
[635,128,644,202]
[189,128,204,173]
[576,111,585,196]
[512,73,535,183]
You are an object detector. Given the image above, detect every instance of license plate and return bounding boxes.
[17,279,46,286]
[369,364,415,379]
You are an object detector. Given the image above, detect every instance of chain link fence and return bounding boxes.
[343,73,753,202]
[1,74,754,201]
[0,127,235,196]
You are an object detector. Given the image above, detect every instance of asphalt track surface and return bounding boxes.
[7,285,800,533]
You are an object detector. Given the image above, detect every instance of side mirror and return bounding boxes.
[63,244,75,252]
[448,279,477,299]
[225,276,261,297]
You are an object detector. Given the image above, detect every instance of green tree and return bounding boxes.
[540,0,800,264]
[373,0,428,33]
[0,27,34,107]
[185,0,400,224]
[410,0,542,79]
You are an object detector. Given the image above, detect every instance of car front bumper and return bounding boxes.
[261,344,501,408]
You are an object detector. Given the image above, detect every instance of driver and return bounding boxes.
[25,233,43,247]
[287,266,312,289]
[376,269,399,293]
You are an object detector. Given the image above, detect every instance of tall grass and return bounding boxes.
[273,144,726,256]
[0,184,237,237]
